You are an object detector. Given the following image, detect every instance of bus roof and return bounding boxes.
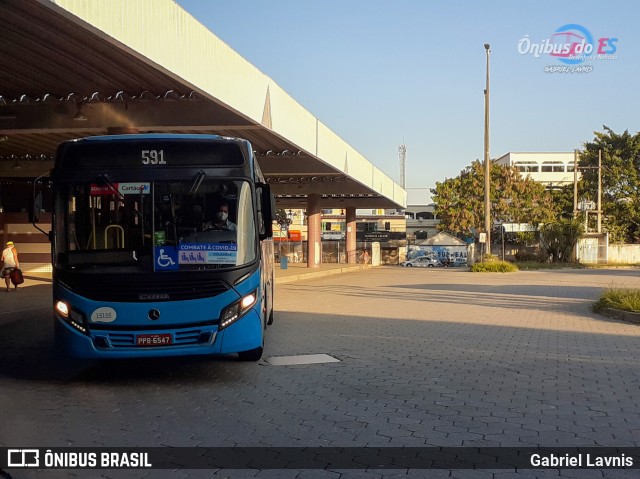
[73,133,226,143]
[56,134,253,170]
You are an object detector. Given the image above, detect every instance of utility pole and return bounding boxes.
[597,149,602,233]
[573,149,578,219]
[483,43,491,253]
[573,149,603,232]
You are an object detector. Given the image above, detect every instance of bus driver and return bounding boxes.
[203,201,236,231]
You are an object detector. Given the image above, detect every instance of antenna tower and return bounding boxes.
[398,144,407,189]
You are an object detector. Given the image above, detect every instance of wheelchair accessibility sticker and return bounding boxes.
[155,246,179,271]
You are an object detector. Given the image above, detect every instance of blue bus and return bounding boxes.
[47,134,275,361]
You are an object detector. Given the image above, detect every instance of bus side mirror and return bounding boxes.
[257,183,274,240]
[32,171,51,238]
[32,191,43,223]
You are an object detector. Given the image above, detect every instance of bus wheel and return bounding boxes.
[238,346,263,362]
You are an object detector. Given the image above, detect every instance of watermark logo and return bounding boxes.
[8,449,40,467]
[518,24,618,72]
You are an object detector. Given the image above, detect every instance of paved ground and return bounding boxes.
[1,266,639,478]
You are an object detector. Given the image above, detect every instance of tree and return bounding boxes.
[549,185,575,221]
[539,219,583,263]
[579,126,640,243]
[274,209,292,238]
[430,160,556,238]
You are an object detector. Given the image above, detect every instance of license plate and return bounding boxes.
[136,333,172,346]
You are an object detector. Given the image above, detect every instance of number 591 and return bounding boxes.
[141,149,166,165]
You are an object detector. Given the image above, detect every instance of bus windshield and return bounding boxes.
[54,177,257,271]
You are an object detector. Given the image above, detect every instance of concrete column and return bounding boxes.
[306,194,321,268]
[346,207,357,264]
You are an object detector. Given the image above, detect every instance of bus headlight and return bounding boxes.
[219,290,257,330]
[55,300,69,318]
[55,300,89,335]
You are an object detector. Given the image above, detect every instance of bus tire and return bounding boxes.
[238,346,263,362]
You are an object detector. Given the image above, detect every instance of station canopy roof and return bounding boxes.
[0,0,405,209]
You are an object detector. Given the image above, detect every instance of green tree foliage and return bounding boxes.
[430,160,556,237]
[549,185,575,220]
[539,219,583,263]
[579,126,640,243]
[274,208,291,237]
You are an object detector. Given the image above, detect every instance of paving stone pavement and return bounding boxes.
[0,267,639,478]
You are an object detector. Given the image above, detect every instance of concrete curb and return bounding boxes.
[17,263,372,286]
[601,307,640,325]
[275,265,368,284]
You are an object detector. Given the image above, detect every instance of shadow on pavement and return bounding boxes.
[0,314,249,384]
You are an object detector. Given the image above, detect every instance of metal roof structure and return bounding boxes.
[0,0,405,209]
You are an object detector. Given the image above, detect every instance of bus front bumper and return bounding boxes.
[54,309,262,359]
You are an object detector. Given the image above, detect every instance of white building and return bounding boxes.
[495,152,580,188]
[404,188,438,239]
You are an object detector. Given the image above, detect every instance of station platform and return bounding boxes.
[18,262,369,286]
[275,262,366,284]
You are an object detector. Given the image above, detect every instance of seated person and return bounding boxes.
[203,201,237,231]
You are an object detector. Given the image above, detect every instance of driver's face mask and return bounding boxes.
[217,211,228,221]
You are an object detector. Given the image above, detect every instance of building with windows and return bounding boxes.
[404,188,439,240]
[495,152,580,188]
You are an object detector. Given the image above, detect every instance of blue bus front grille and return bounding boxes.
[96,329,211,349]
[107,333,135,347]
[174,329,202,343]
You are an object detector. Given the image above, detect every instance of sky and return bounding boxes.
[176,0,639,199]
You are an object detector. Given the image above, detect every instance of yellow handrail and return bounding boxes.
[105,224,125,248]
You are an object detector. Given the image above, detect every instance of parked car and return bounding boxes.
[400,255,440,267]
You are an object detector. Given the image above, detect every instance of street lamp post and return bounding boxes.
[483,43,491,255]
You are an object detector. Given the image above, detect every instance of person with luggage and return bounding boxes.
[1,240,20,292]
[360,250,370,269]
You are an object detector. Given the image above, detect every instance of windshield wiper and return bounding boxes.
[168,193,178,243]
[97,173,126,202]
[188,170,206,195]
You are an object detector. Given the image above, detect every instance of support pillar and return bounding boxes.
[306,194,321,268]
[346,207,357,264]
